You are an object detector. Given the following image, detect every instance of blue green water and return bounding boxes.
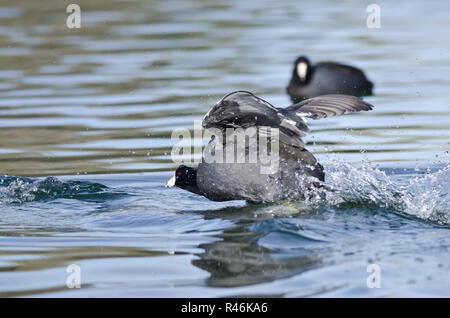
[0,0,449,297]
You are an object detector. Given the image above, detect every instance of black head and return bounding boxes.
[293,56,312,83]
[166,165,201,194]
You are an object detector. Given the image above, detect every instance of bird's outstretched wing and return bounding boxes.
[202,91,281,129]
[202,91,373,149]
[202,91,309,148]
[284,94,373,119]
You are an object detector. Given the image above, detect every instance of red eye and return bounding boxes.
[177,171,182,177]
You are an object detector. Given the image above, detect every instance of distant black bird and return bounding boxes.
[287,56,374,102]
[166,91,373,202]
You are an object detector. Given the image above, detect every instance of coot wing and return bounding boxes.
[202,91,281,129]
[286,94,373,119]
[202,91,309,148]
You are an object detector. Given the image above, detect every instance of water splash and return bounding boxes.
[0,176,109,204]
[1,161,449,225]
[301,160,450,225]
[401,166,450,224]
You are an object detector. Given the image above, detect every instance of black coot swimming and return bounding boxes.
[166,91,373,202]
[287,56,374,103]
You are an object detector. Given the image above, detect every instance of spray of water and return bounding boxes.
[300,159,450,225]
[1,161,449,224]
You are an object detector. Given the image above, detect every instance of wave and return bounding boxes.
[0,176,110,204]
[1,160,449,225]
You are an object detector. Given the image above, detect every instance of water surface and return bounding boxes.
[0,0,449,297]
